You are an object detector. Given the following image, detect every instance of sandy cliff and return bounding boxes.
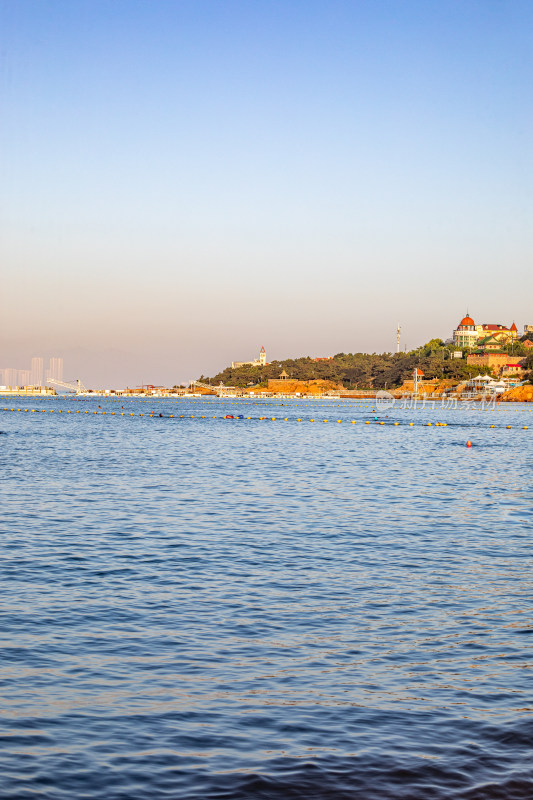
[261,379,342,395]
[499,384,533,402]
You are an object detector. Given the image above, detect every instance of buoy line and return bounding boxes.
[0,407,529,430]
[5,393,532,410]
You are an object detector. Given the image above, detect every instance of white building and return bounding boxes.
[453,314,479,348]
[232,346,267,369]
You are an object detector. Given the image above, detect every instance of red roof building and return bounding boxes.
[453,313,520,349]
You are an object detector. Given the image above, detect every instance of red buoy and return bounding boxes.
[466,440,472,447]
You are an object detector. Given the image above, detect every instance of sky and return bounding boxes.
[1,0,532,387]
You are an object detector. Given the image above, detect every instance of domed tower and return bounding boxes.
[259,346,266,366]
[453,313,479,348]
[458,313,475,330]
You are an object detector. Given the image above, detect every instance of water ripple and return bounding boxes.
[0,397,532,798]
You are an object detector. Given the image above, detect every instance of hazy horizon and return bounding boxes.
[2,1,532,387]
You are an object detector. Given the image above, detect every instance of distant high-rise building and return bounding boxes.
[47,357,64,383]
[3,368,18,387]
[31,357,44,386]
[18,370,31,386]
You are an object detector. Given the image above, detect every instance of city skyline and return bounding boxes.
[2,1,532,386]
[0,356,63,389]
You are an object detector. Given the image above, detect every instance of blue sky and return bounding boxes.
[1,0,532,386]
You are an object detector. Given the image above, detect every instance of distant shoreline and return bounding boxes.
[1,391,531,403]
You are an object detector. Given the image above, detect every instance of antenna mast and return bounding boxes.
[396,324,401,353]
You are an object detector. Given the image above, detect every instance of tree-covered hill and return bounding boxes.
[200,340,497,389]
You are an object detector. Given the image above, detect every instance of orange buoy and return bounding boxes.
[466,440,472,448]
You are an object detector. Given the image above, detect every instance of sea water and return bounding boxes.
[0,396,532,799]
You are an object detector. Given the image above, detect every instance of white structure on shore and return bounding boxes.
[232,346,267,370]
